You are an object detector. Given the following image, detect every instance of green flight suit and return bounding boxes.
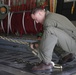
[37,11,76,64]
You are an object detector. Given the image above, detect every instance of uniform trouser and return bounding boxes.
[37,27,76,64]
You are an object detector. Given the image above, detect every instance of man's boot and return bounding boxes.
[57,53,75,64]
[32,61,53,73]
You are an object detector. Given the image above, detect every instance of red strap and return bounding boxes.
[50,0,53,12]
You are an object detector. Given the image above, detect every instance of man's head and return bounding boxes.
[31,7,46,24]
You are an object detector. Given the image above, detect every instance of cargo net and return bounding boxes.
[3,0,48,12]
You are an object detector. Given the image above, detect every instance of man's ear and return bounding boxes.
[31,14,35,19]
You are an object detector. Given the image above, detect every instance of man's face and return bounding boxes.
[31,10,45,24]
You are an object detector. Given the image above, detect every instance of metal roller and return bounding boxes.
[0,4,9,19]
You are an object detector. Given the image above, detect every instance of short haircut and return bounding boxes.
[31,7,43,14]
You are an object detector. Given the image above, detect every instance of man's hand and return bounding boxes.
[30,43,39,50]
